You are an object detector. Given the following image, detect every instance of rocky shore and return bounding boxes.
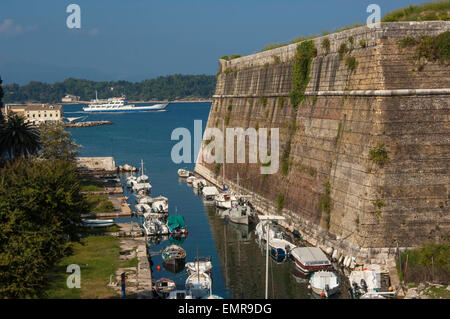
[66,121,113,128]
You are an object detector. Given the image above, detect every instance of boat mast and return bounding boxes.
[222,119,225,188]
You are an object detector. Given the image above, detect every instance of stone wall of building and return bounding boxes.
[195,22,450,265]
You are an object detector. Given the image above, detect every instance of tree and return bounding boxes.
[39,121,80,161]
[0,114,40,159]
[0,76,4,125]
[0,159,88,298]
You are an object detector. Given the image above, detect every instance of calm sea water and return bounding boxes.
[65,102,348,299]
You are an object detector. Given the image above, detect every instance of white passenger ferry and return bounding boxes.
[83,92,169,113]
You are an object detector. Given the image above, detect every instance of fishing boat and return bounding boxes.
[167,290,193,299]
[290,247,333,273]
[255,221,296,261]
[82,219,114,228]
[202,186,219,202]
[154,278,176,298]
[83,92,169,113]
[130,159,152,194]
[214,192,237,209]
[185,257,212,275]
[221,200,252,225]
[186,176,196,184]
[178,168,191,178]
[185,272,212,299]
[162,244,186,265]
[167,215,188,236]
[143,218,170,236]
[309,271,340,298]
[151,198,169,213]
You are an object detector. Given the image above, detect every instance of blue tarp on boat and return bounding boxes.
[167,215,186,232]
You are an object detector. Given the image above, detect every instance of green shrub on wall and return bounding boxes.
[338,43,348,60]
[277,194,286,211]
[345,56,358,71]
[369,142,390,167]
[321,38,330,54]
[289,40,317,108]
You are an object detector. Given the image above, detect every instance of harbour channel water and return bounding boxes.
[65,102,349,299]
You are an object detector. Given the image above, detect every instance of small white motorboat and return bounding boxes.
[135,203,152,215]
[185,272,212,299]
[152,199,169,213]
[126,175,137,188]
[185,257,212,275]
[167,290,193,299]
[178,168,191,178]
[214,192,237,209]
[186,176,196,184]
[222,200,250,225]
[82,219,114,228]
[143,218,170,236]
[202,186,219,201]
[309,271,340,298]
[155,278,176,297]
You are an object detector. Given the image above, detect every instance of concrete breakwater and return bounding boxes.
[195,21,450,268]
[66,121,112,128]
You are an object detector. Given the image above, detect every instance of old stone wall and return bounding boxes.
[195,22,450,264]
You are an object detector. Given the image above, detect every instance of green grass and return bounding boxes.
[423,285,450,299]
[86,194,115,213]
[382,1,450,22]
[44,236,126,299]
[80,179,105,192]
[261,43,288,52]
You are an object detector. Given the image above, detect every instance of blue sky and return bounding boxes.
[0,0,430,84]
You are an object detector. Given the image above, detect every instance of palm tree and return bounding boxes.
[0,114,41,159]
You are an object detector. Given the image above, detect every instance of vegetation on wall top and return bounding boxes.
[382,1,450,22]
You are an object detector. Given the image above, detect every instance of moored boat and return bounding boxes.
[186,176,196,184]
[178,168,191,178]
[154,278,176,297]
[214,192,237,209]
[82,219,114,228]
[167,215,188,236]
[309,271,340,298]
[290,247,332,273]
[185,272,212,299]
[185,257,212,275]
[202,186,220,202]
[162,244,186,265]
[143,218,170,236]
[167,290,193,299]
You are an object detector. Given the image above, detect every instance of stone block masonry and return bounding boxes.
[196,22,450,265]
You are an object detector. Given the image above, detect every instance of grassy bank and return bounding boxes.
[44,235,137,299]
[86,194,115,213]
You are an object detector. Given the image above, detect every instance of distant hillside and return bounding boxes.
[2,74,216,103]
[382,1,450,22]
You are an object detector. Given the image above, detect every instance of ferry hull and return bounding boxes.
[82,103,169,113]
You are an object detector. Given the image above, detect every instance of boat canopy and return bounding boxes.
[202,186,219,196]
[168,215,186,231]
[291,247,331,266]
